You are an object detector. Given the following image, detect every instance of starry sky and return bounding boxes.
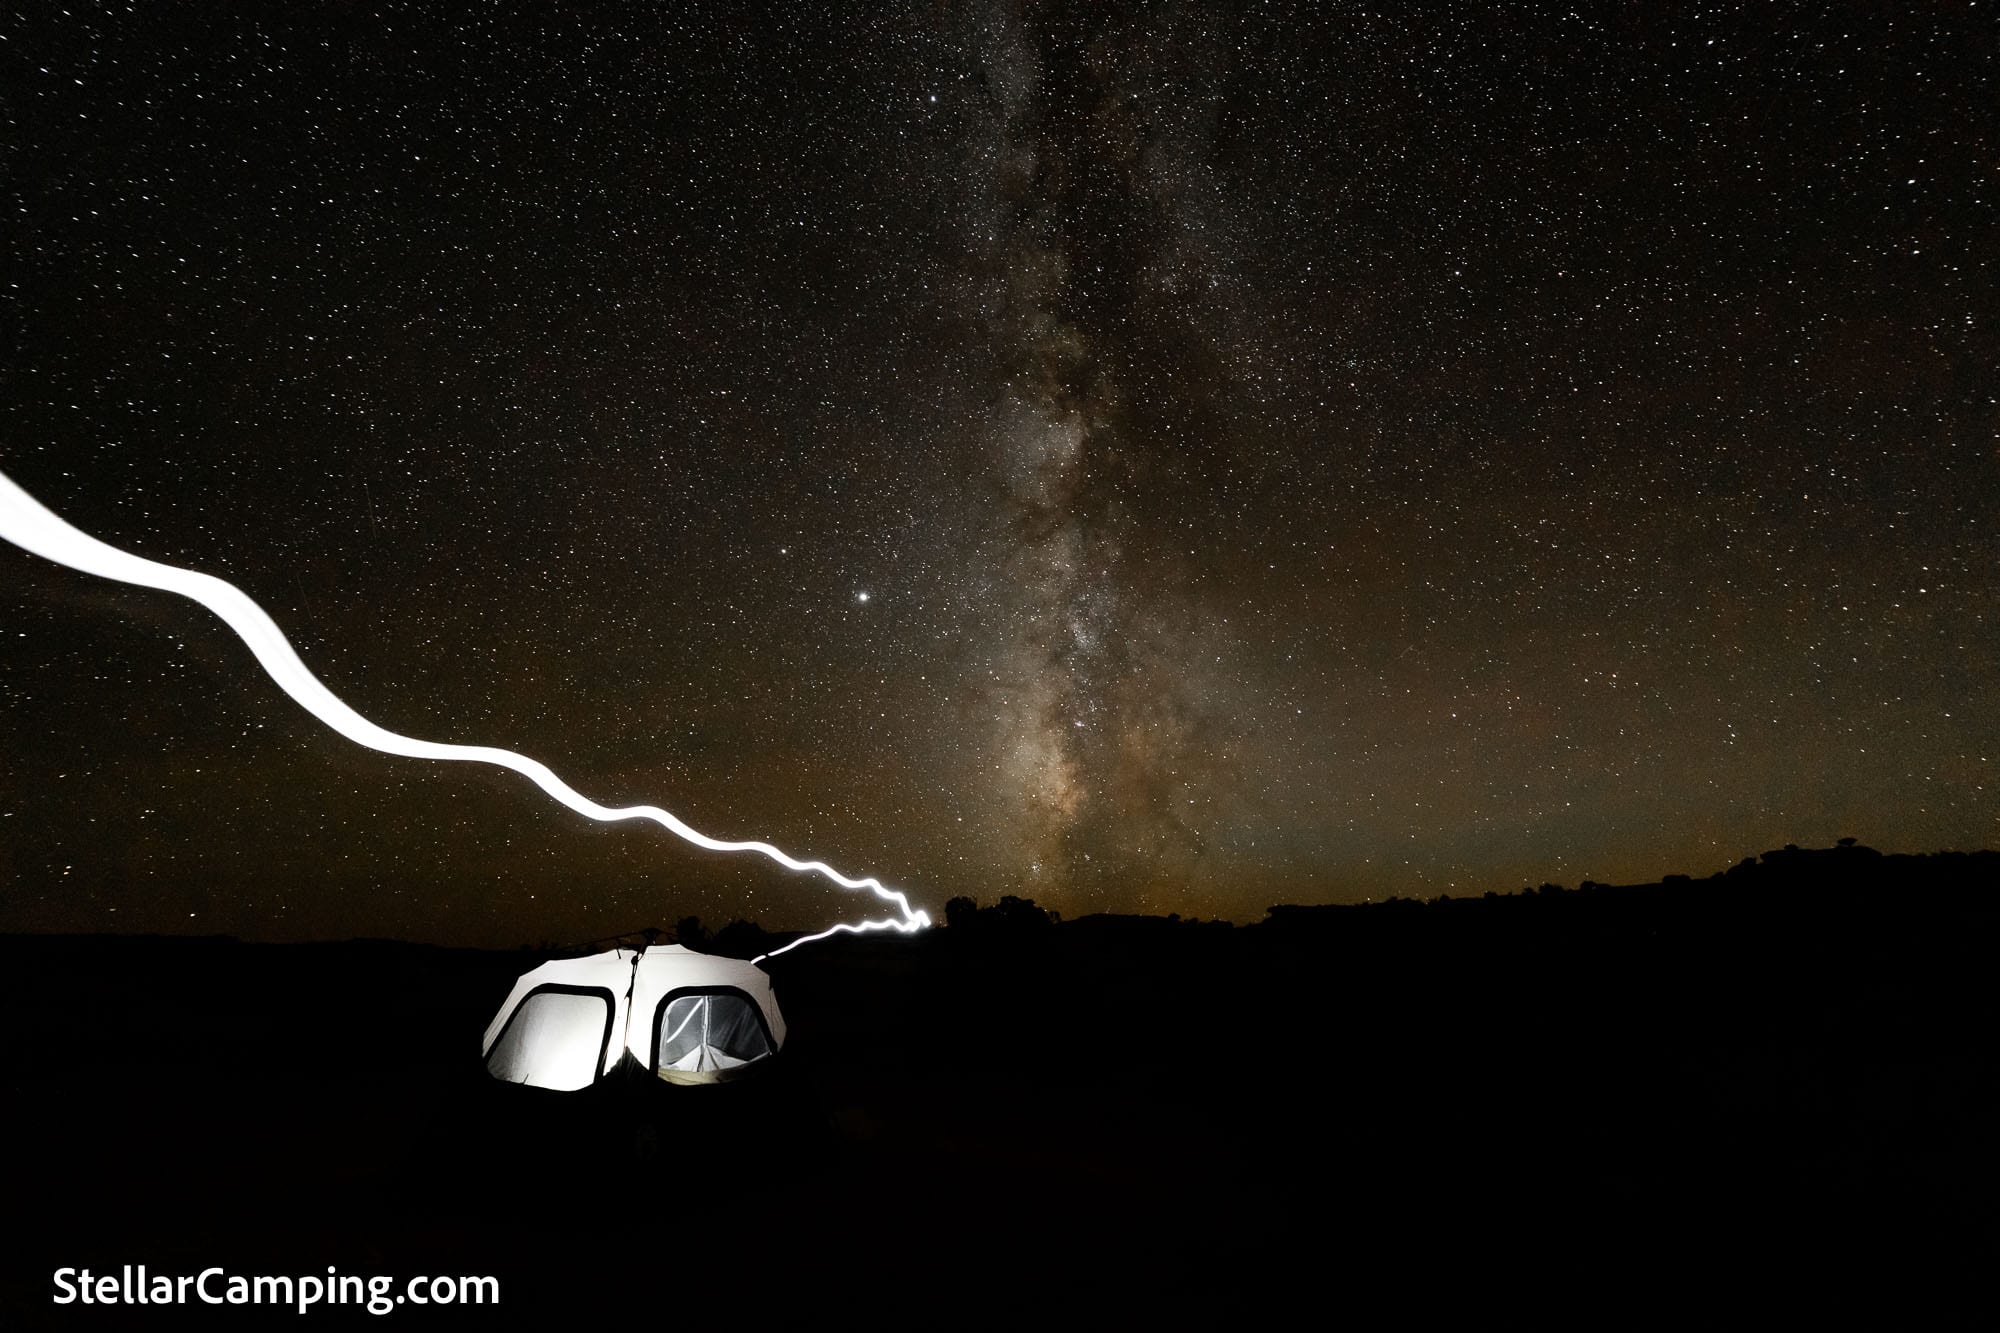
[2,2,1994,945]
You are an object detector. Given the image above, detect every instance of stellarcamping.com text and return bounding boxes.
[53,1266,497,1316]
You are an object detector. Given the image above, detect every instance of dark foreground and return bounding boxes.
[5,844,1996,1322]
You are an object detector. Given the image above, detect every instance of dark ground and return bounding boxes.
[4,843,1995,1323]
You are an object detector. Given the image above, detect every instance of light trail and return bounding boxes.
[753,916,912,963]
[0,468,930,950]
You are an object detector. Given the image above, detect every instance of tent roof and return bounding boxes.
[480,945,786,1077]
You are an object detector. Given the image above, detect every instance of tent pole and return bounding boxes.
[618,952,640,1075]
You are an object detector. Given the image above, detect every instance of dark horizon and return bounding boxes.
[4,3,1994,947]
[2,836,1990,953]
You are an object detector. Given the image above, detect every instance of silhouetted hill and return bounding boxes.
[2,841,1993,1317]
[1258,841,2000,938]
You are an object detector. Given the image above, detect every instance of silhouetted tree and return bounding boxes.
[710,919,774,958]
[990,895,1057,932]
[674,915,710,950]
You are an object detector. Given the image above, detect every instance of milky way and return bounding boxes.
[968,5,1251,911]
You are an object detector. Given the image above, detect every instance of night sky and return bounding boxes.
[2,2,1994,946]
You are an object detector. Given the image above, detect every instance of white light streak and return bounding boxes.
[753,915,913,963]
[0,469,930,949]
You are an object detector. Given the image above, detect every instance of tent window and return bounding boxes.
[653,989,773,1076]
[486,986,613,1091]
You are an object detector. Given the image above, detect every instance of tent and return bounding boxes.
[481,944,786,1090]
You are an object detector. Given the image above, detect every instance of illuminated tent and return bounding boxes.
[481,945,786,1091]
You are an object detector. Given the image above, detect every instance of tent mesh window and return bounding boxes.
[486,989,610,1091]
[655,991,772,1076]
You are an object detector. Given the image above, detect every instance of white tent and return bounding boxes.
[481,945,787,1090]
